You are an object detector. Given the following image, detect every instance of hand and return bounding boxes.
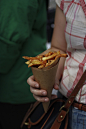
[27,75,59,102]
[27,75,49,102]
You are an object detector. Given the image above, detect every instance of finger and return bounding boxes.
[53,83,59,90]
[30,87,47,96]
[27,75,39,88]
[33,94,49,102]
[51,94,57,100]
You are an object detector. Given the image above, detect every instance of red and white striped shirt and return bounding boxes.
[55,0,86,104]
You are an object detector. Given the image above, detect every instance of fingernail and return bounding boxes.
[45,98,49,102]
[42,92,47,95]
[35,84,39,88]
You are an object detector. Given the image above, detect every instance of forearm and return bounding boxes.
[51,5,67,81]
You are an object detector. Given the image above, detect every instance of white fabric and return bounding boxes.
[55,0,86,104]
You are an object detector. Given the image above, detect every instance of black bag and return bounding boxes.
[21,98,68,129]
[21,70,86,129]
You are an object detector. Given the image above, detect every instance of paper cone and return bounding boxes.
[31,58,59,113]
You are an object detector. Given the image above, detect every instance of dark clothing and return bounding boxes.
[0,0,47,104]
[0,0,47,128]
[0,102,34,129]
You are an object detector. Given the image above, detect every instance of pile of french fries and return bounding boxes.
[23,51,67,69]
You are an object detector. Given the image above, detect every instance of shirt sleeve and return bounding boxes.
[55,0,64,10]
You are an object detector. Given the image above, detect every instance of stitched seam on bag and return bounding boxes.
[29,113,46,125]
[22,101,39,126]
[40,108,54,129]
[28,99,64,125]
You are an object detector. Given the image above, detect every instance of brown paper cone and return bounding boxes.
[31,59,59,113]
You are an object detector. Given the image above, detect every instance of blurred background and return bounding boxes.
[46,0,56,49]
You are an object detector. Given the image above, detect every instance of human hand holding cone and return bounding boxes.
[23,50,67,112]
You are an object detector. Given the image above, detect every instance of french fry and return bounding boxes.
[60,54,68,57]
[38,64,45,69]
[25,60,31,65]
[23,56,38,60]
[23,51,68,69]
[49,60,55,65]
[31,60,43,65]
[28,63,34,67]
[42,52,57,61]
[36,55,44,60]
[44,51,53,57]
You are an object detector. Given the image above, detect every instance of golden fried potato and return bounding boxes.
[23,51,67,69]
[25,60,31,65]
[38,64,45,69]
[42,52,57,61]
[31,60,43,65]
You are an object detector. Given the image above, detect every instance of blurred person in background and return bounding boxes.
[27,0,86,129]
[0,0,48,129]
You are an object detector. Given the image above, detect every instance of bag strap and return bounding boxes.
[51,70,86,129]
[21,99,65,128]
[64,70,86,110]
[21,70,86,129]
[21,101,40,128]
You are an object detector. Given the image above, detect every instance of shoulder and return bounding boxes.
[55,0,64,10]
